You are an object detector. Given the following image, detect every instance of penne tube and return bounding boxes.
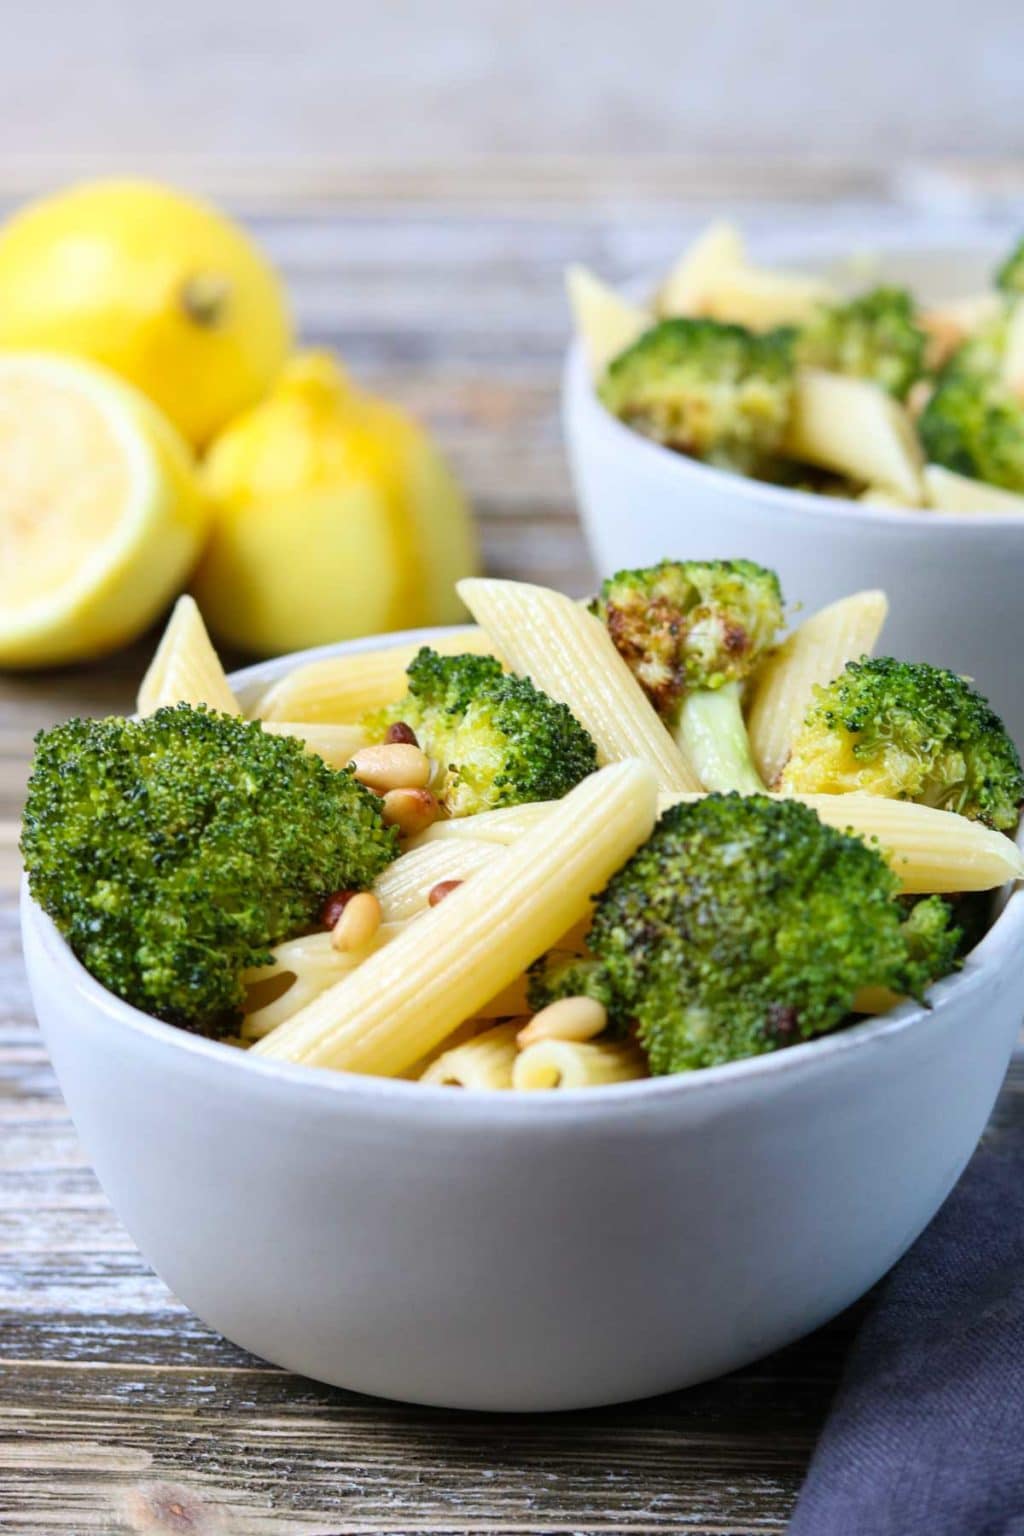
[255,627,495,724]
[420,1023,520,1090]
[924,464,1024,516]
[512,1038,648,1090]
[794,794,1024,894]
[457,578,699,793]
[241,924,406,1040]
[407,802,556,848]
[373,838,501,922]
[475,972,532,1019]
[655,221,746,317]
[659,790,1023,894]
[137,595,241,716]
[261,721,367,768]
[747,590,889,786]
[566,265,650,377]
[254,759,659,1074]
[784,369,924,501]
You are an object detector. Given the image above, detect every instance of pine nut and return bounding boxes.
[382,787,441,837]
[428,879,463,906]
[385,721,419,747]
[349,743,430,792]
[331,890,382,952]
[321,890,356,929]
[517,995,608,1049]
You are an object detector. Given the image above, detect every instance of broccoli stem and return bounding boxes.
[675,682,765,794]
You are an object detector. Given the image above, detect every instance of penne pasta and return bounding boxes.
[512,1038,648,1090]
[255,627,495,724]
[261,721,367,768]
[137,595,241,716]
[659,790,1023,894]
[795,793,1024,894]
[784,369,924,501]
[747,590,889,786]
[253,759,659,1074]
[924,464,1024,516]
[241,924,406,1040]
[566,265,650,377]
[420,1022,520,1089]
[457,578,699,793]
[373,838,501,922]
[407,801,555,848]
[655,221,746,317]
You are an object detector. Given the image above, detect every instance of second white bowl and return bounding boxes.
[563,235,1024,744]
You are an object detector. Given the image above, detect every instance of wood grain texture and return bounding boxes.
[2,160,1022,1533]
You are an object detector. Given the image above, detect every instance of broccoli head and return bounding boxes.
[21,703,398,1034]
[591,558,783,793]
[995,237,1024,295]
[526,949,620,1022]
[918,317,1024,493]
[794,286,926,399]
[362,648,597,817]
[779,656,1023,831]
[598,317,796,476]
[588,794,960,1074]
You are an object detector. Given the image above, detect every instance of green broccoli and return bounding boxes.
[794,286,926,399]
[590,558,784,793]
[779,656,1023,831]
[598,317,796,476]
[362,648,597,817]
[526,949,620,1022]
[918,315,1024,493]
[995,237,1024,295]
[587,794,960,1074]
[21,703,398,1034]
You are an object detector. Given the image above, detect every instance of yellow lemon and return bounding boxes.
[0,353,207,667]
[0,179,292,447]
[193,352,478,655]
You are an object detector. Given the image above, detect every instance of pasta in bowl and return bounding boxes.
[20,566,1024,1408]
[563,228,1024,746]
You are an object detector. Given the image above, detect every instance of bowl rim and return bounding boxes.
[20,625,1024,1116]
[563,226,1024,530]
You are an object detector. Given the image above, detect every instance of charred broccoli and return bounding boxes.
[21,704,398,1034]
[918,316,1024,493]
[362,648,597,817]
[587,794,960,1073]
[794,286,926,399]
[526,950,619,1020]
[598,317,796,476]
[779,656,1023,831]
[995,237,1024,296]
[591,558,784,792]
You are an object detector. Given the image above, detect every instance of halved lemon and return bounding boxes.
[0,353,207,667]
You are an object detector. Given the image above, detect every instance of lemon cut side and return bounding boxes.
[0,353,206,667]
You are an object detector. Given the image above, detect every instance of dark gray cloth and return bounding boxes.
[789,1123,1024,1536]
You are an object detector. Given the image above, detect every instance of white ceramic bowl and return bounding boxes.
[20,630,1024,1411]
[564,234,1024,744]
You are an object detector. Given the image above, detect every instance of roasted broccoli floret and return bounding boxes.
[587,794,960,1074]
[995,237,1024,295]
[598,317,796,476]
[794,286,926,399]
[526,950,619,1020]
[779,656,1023,830]
[591,558,784,793]
[362,648,597,817]
[918,316,1024,493]
[21,704,398,1034]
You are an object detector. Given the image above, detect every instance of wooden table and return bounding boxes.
[2,160,1022,1533]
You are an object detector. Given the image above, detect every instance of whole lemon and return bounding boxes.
[193,352,478,655]
[0,179,292,447]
